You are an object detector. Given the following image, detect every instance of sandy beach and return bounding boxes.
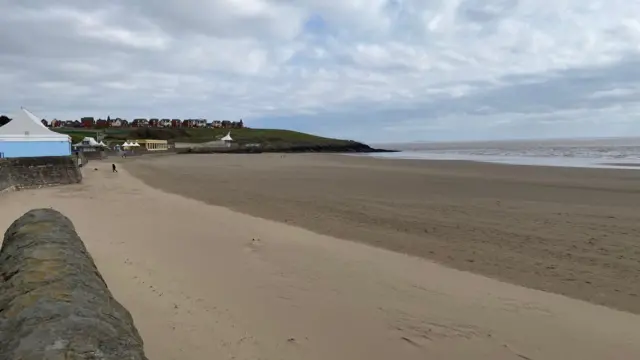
[125,153,640,314]
[1,156,639,359]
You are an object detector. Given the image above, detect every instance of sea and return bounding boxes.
[364,137,640,170]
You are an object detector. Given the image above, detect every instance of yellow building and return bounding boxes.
[134,139,168,151]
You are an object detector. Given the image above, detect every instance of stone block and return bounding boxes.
[0,209,148,359]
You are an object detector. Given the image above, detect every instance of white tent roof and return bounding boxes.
[83,137,100,146]
[0,108,70,142]
[221,132,233,141]
[73,137,102,147]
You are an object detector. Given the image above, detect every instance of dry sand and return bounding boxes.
[0,159,639,359]
[125,153,640,314]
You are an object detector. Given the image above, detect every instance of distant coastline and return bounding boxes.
[374,136,640,151]
[361,137,640,169]
[178,142,396,154]
[48,126,394,154]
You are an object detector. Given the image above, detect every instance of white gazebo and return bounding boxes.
[121,141,140,153]
[0,108,71,158]
[72,136,107,154]
[74,137,101,147]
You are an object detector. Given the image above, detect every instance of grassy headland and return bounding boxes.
[55,127,391,153]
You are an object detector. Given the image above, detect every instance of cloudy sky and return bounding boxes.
[1,0,640,142]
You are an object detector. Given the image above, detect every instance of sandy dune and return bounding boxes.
[0,164,639,359]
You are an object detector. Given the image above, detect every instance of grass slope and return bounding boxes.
[55,127,354,146]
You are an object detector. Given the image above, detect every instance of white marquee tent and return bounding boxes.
[220,132,233,141]
[0,108,71,158]
[73,137,101,147]
[0,108,69,141]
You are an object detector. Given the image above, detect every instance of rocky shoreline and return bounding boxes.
[179,141,396,154]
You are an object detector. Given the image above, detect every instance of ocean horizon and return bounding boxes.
[366,137,640,169]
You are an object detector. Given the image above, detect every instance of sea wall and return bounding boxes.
[0,209,148,359]
[0,156,81,193]
[0,162,11,193]
[82,150,107,161]
[75,151,88,167]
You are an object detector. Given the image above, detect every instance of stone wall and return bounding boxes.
[0,156,81,193]
[0,161,11,193]
[82,150,107,161]
[0,209,148,359]
[75,151,88,167]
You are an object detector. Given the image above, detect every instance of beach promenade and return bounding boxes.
[0,155,639,359]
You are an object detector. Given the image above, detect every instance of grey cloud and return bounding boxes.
[259,56,640,141]
[119,0,306,40]
[1,0,640,142]
[470,58,640,113]
[379,57,640,118]
[0,19,98,59]
[458,0,520,24]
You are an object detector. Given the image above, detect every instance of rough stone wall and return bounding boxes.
[0,161,11,193]
[0,156,82,192]
[73,152,88,167]
[0,209,148,359]
[83,150,107,161]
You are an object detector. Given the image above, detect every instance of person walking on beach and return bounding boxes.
[112,163,118,173]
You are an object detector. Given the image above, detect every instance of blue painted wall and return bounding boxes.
[0,141,71,158]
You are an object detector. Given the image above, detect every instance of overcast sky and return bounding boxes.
[1,1,640,142]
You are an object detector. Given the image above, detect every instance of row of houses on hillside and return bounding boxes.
[45,118,244,129]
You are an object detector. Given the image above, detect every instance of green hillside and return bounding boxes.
[54,127,352,146]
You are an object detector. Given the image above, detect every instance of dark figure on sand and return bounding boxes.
[112,164,118,173]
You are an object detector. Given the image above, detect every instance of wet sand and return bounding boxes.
[0,164,639,359]
[600,162,640,167]
[124,153,640,314]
